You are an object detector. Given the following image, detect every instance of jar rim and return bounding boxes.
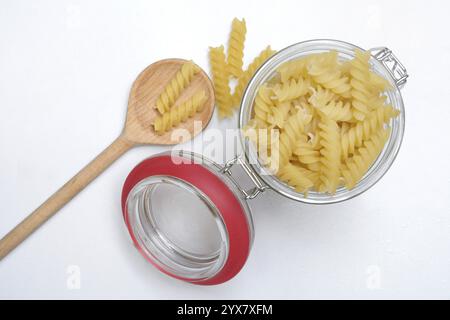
[125,175,230,281]
[238,39,406,204]
[121,151,255,285]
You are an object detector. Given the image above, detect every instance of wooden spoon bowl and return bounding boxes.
[124,58,214,145]
[0,59,215,260]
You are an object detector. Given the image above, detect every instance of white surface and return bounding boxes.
[0,0,449,299]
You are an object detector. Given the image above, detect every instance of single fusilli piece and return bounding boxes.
[153,91,207,135]
[369,72,392,92]
[308,64,351,98]
[349,49,372,121]
[341,128,390,189]
[253,85,274,124]
[209,46,233,118]
[227,18,246,78]
[155,61,200,115]
[277,56,311,83]
[294,135,321,167]
[232,46,276,106]
[267,102,291,128]
[277,163,314,193]
[278,51,337,83]
[242,119,269,146]
[269,110,312,171]
[315,100,352,122]
[341,105,398,159]
[317,114,341,194]
[308,86,336,108]
[273,77,310,102]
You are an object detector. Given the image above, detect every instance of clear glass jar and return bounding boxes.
[240,39,407,204]
[122,151,255,285]
[122,40,408,285]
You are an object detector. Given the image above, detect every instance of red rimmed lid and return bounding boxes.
[121,153,252,285]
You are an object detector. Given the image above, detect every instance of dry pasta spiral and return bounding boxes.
[277,56,311,83]
[155,61,199,114]
[253,85,274,124]
[349,49,372,120]
[273,77,310,102]
[242,119,271,145]
[267,102,291,128]
[316,100,352,122]
[209,46,233,118]
[227,18,246,78]
[269,110,312,171]
[369,72,392,92]
[341,105,398,159]
[341,128,390,189]
[294,135,321,167]
[153,91,206,135]
[278,163,314,193]
[317,114,341,194]
[307,52,351,98]
[308,86,336,108]
[232,46,276,106]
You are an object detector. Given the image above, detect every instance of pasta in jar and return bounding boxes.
[244,50,400,195]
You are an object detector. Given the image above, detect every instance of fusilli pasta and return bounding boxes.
[349,49,372,121]
[253,84,274,124]
[209,46,233,118]
[341,105,398,159]
[317,114,341,194]
[227,18,246,78]
[341,128,390,189]
[273,77,310,102]
[269,110,312,171]
[232,46,276,106]
[277,56,311,83]
[267,102,291,128]
[155,61,199,115]
[307,51,351,98]
[153,91,207,135]
[278,163,314,193]
[315,100,352,122]
[294,135,321,166]
[245,49,400,195]
[210,18,275,118]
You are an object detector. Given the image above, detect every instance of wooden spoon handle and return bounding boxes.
[0,135,134,260]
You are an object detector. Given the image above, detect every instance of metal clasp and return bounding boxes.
[221,155,268,200]
[370,47,408,89]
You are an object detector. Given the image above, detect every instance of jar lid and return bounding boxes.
[121,151,254,285]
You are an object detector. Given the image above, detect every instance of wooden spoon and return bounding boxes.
[0,58,215,260]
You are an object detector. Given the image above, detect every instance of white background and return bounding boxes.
[0,0,449,299]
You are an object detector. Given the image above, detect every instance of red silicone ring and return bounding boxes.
[121,154,251,285]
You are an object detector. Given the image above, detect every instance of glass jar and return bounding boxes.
[122,40,408,285]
